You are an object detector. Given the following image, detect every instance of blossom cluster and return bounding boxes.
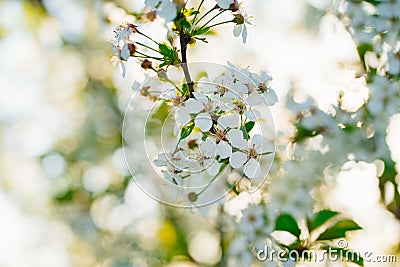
[146,65,278,195]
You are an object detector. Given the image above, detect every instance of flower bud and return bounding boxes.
[233,14,244,25]
[188,192,198,202]
[141,59,153,70]
[128,24,139,33]
[127,43,137,56]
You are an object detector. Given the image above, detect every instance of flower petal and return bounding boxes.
[244,158,260,179]
[158,0,177,22]
[251,134,265,153]
[243,109,260,122]
[218,112,240,129]
[119,62,126,78]
[145,0,159,8]
[227,129,247,149]
[207,161,221,176]
[217,140,232,159]
[200,137,216,157]
[233,24,242,37]
[263,89,278,106]
[185,98,203,113]
[242,25,248,44]
[247,92,264,106]
[217,0,234,9]
[229,152,247,169]
[120,43,130,60]
[195,112,213,132]
[175,107,191,126]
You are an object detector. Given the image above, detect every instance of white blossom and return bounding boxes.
[228,134,272,179]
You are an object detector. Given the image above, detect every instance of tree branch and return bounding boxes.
[179,29,194,98]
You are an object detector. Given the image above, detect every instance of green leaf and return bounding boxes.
[308,210,339,232]
[159,43,171,56]
[362,0,381,6]
[357,43,373,70]
[180,123,194,140]
[244,121,255,133]
[193,26,210,36]
[321,246,364,266]
[275,214,301,238]
[158,43,180,67]
[182,82,189,97]
[195,71,208,80]
[317,220,362,241]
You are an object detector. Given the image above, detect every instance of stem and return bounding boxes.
[179,29,194,97]
[134,51,163,60]
[139,32,159,45]
[193,7,215,28]
[135,41,161,54]
[206,20,234,29]
[149,66,185,94]
[199,9,225,30]
[192,0,205,23]
[196,163,228,197]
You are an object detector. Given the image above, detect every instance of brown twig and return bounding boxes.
[179,29,194,98]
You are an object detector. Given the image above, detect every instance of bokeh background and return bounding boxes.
[0,0,399,266]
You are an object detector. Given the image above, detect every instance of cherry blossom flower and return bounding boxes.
[232,5,252,44]
[111,23,138,77]
[246,71,278,106]
[175,92,221,131]
[198,138,222,176]
[228,134,272,179]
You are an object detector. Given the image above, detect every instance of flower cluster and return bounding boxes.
[147,66,277,198]
[335,0,400,77]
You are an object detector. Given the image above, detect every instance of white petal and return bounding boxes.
[218,113,240,129]
[175,107,191,126]
[193,92,208,101]
[195,112,213,132]
[154,153,170,167]
[231,82,248,95]
[119,62,126,78]
[242,25,248,44]
[145,0,159,8]
[229,152,247,169]
[243,109,260,122]
[200,137,216,157]
[163,172,182,186]
[251,134,266,154]
[120,43,130,60]
[207,161,221,176]
[185,98,203,114]
[247,92,264,106]
[233,24,242,37]
[263,89,278,106]
[197,78,216,93]
[227,129,247,149]
[217,0,234,9]
[219,97,235,111]
[158,0,177,22]
[244,158,260,179]
[217,141,232,159]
